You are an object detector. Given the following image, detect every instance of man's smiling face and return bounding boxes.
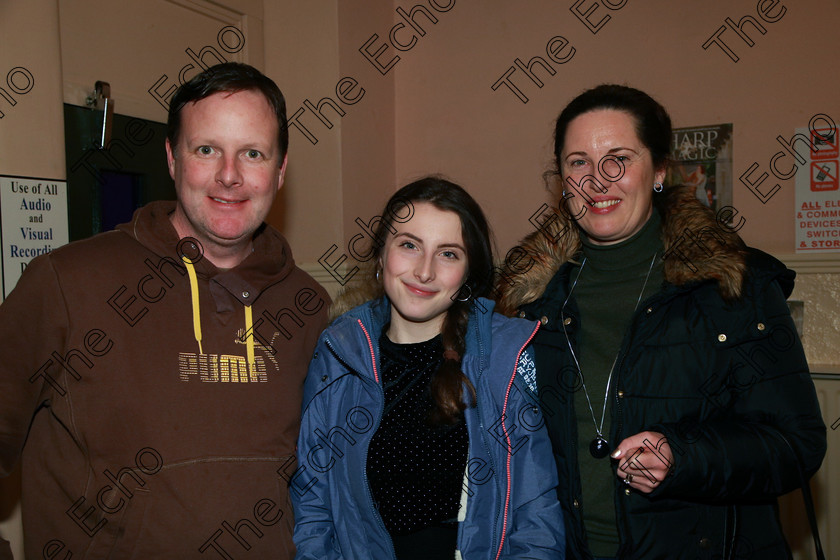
[166,89,285,262]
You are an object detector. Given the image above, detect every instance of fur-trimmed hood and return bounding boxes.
[496,185,749,316]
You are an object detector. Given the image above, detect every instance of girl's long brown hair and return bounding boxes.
[334,176,494,424]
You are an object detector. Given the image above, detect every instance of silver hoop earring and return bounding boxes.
[376,269,381,282]
[454,284,472,302]
[653,182,664,193]
[562,190,567,197]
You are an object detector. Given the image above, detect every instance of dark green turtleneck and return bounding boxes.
[569,211,664,557]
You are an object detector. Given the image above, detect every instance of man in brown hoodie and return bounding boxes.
[0,63,329,558]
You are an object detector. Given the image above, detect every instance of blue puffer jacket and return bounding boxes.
[292,297,565,559]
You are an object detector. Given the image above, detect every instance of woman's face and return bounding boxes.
[380,202,469,343]
[560,109,666,245]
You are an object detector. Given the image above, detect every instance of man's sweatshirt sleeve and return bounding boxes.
[0,253,69,476]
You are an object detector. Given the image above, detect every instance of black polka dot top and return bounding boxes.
[367,331,469,536]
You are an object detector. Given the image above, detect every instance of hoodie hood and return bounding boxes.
[116,200,301,368]
[116,200,297,308]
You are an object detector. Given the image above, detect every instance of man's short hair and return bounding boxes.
[167,62,288,162]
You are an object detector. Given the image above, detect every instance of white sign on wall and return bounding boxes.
[0,175,69,300]
[795,126,840,253]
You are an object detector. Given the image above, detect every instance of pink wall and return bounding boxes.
[338,1,397,239]
[388,0,838,256]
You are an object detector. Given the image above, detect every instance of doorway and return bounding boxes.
[63,104,175,241]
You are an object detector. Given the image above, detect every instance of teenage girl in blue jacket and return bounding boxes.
[292,177,565,559]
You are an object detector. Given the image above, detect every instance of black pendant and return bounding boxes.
[590,436,611,459]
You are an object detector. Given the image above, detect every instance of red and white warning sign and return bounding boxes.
[812,127,838,159]
[811,160,838,191]
[796,124,840,253]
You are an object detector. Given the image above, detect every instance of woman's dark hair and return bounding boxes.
[167,62,288,161]
[553,84,672,173]
[372,176,494,424]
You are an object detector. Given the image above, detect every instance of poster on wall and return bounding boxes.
[0,175,69,301]
[667,124,733,213]
[795,124,840,253]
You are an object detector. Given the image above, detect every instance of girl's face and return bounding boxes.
[560,109,665,245]
[380,202,469,343]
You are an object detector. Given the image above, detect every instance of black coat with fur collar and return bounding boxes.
[496,187,826,560]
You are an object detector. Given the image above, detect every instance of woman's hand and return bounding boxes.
[611,431,673,494]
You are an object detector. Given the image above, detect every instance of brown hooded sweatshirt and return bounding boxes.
[0,201,330,559]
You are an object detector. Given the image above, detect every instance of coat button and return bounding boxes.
[540,316,549,325]
[645,307,653,314]
[321,375,327,382]
[624,487,631,496]
[518,311,526,318]
[242,291,250,298]
[717,334,727,342]
[563,317,572,326]
[617,390,625,398]
[757,322,766,331]
[572,498,580,508]
[699,537,710,549]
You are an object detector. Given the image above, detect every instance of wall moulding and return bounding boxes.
[161,0,265,69]
[777,253,840,275]
[60,0,265,121]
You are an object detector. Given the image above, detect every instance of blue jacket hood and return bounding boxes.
[321,296,504,385]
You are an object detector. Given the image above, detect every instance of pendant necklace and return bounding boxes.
[560,252,658,459]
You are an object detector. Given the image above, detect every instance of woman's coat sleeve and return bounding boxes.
[651,274,826,501]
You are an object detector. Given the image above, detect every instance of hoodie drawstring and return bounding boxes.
[243,304,255,372]
[183,256,204,356]
[182,256,256,375]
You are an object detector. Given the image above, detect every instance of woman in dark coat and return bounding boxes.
[496,84,826,560]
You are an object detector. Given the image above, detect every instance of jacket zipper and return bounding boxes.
[611,290,665,554]
[322,322,396,560]
[354,319,398,560]
[557,304,588,554]
[493,321,540,560]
